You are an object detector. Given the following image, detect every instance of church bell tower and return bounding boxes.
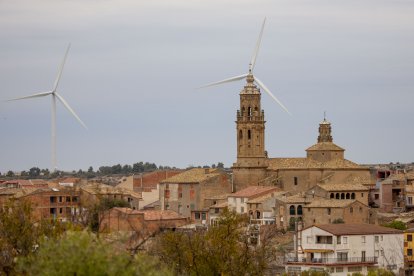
[232,72,268,191]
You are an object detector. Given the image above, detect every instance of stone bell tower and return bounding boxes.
[232,72,268,191]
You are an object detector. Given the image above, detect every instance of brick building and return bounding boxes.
[159,168,231,218]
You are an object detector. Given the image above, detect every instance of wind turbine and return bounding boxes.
[7,44,87,171]
[199,18,291,115]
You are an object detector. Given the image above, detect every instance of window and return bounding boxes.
[256,211,260,219]
[240,207,244,213]
[336,193,340,199]
[58,196,63,202]
[409,197,413,205]
[165,204,170,210]
[241,198,244,203]
[375,236,379,243]
[59,208,63,214]
[316,236,333,244]
[297,205,303,215]
[341,193,345,199]
[215,208,219,214]
[381,235,383,241]
[348,267,362,272]
[337,236,341,244]
[343,237,348,244]
[375,194,380,200]
[330,193,334,199]
[50,208,56,215]
[408,235,413,242]
[289,205,296,215]
[248,130,251,140]
[351,193,355,199]
[361,193,364,197]
[337,252,348,261]
[195,212,200,220]
[66,196,71,202]
[50,197,56,203]
[361,236,366,243]
[346,193,350,199]
[294,177,298,186]
[335,267,343,273]
[72,196,78,202]
[327,208,331,215]
[164,189,170,199]
[408,249,413,256]
[201,213,206,220]
[239,130,243,140]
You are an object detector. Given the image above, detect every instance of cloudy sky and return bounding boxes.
[1,0,413,172]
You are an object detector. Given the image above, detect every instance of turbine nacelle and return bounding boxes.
[5,44,87,171]
[199,18,291,116]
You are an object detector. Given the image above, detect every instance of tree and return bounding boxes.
[0,200,65,274]
[217,162,224,169]
[6,170,14,177]
[152,209,279,275]
[367,268,395,276]
[29,167,41,178]
[332,218,345,224]
[18,231,172,276]
[383,220,407,230]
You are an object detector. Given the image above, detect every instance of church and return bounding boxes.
[231,73,371,192]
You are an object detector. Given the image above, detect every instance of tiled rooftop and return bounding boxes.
[160,168,222,184]
[306,142,345,151]
[247,191,287,204]
[268,157,362,170]
[311,223,403,235]
[230,186,279,198]
[317,183,369,192]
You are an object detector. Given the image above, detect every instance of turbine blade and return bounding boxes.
[254,77,291,115]
[198,73,248,89]
[250,17,266,72]
[5,91,53,102]
[55,93,88,129]
[52,43,71,92]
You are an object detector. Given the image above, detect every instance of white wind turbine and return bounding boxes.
[199,18,291,115]
[7,44,87,171]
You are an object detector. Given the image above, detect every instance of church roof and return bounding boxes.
[306,142,344,151]
[268,158,362,170]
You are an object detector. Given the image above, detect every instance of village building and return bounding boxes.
[159,168,231,218]
[286,223,404,275]
[99,207,188,233]
[208,201,228,226]
[246,190,288,225]
[227,186,280,215]
[378,173,414,213]
[303,199,369,226]
[405,228,414,275]
[275,193,308,231]
[310,183,370,206]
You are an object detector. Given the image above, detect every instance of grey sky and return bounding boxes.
[1,0,413,172]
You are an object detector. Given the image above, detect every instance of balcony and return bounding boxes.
[286,257,377,266]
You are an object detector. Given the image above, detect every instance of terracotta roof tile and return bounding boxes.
[268,158,362,170]
[278,193,308,204]
[247,191,287,204]
[160,168,222,184]
[311,223,403,235]
[306,142,345,151]
[230,186,279,198]
[317,183,369,192]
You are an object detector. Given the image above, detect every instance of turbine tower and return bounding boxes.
[7,44,87,171]
[199,18,290,115]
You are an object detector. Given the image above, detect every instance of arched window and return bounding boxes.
[248,106,252,117]
[242,106,245,115]
[289,205,296,215]
[239,130,243,140]
[351,193,355,199]
[248,130,251,140]
[330,193,334,199]
[346,193,350,199]
[341,193,345,199]
[336,193,340,199]
[297,205,303,215]
[256,211,261,219]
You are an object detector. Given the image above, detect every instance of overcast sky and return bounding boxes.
[1,0,413,172]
